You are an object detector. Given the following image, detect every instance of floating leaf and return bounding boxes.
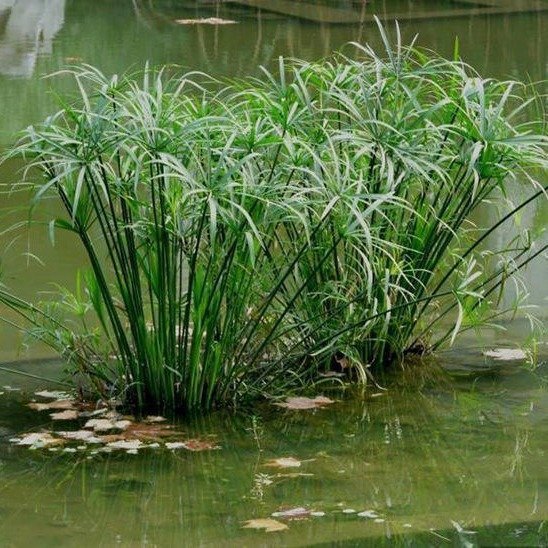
[271,507,310,519]
[264,457,303,468]
[50,409,79,421]
[57,430,101,443]
[35,390,71,399]
[174,17,237,25]
[275,396,335,410]
[107,439,144,451]
[242,518,288,533]
[357,510,379,519]
[144,415,167,423]
[15,433,62,448]
[165,439,220,451]
[28,399,75,411]
[483,348,527,361]
[84,418,132,432]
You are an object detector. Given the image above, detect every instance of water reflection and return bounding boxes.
[0,0,65,78]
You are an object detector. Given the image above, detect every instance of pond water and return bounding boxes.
[0,1,547,545]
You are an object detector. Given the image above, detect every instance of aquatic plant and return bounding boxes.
[1,25,546,410]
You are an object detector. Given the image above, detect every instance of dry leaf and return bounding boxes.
[275,396,335,410]
[357,510,379,518]
[107,439,144,451]
[15,433,62,448]
[264,457,302,468]
[144,415,167,423]
[242,518,288,532]
[50,409,79,421]
[84,418,132,432]
[174,17,237,25]
[35,390,71,399]
[165,439,220,451]
[271,507,310,519]
[57,430,102,443]
[483,348,527,361]
[28,399,75,411]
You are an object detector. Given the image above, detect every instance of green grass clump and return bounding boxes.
[1,25,546,411]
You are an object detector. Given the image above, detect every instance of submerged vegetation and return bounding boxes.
[0,26,546,411]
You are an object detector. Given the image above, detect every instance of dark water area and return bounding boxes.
[0,2,547,545]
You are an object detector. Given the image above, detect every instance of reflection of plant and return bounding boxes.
[1,22,546,411]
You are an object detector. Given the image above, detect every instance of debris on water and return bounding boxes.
[310,511,325,517]
[264,457,304,468]
[2,386,21,392]
[165,439,220,451]
[107,439,143,451]
[242,518,288,532]
[403,523,412,528]
[144,415,167,423]
[374,518,385,523]
[174,17,237,25]
[50,410,79,421]
[274,395,335,410]
[483,348,527,361]
[28,399,75,411]
[84,418,132,433]
[35,390,71,399]
[342,508,357,514]
[357,510,379,518]
[14,433,62,448]
[271,507,310,519]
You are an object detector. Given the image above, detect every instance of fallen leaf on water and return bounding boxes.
[264,457,302,468]
[271,507,310,520]
[123,422,176,440]
[84,418,132,433]
[275,396,335,410]
[144,415,167,423]
[483,348,527,361]
[15,433,62,448]
[35,390,71,399]
[57,430,102,443]
[242,518,288,533]
[275,472,314,478]
[107,439,144,451]
[357,510,379,519]
[165,439,220,451]
[174,17,237,25]
[50,409,79,421]
[28,399,75,411]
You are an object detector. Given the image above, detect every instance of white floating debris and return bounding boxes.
[126,449,139,455]
[50,409,79,421]
[483,348,527,361]
[107,439,143,451]
[342,509,357,514]
[165,442,186,450]
[35,390,70,399]
[84,418,131,433]
[374,518,385,523]
[15,433,61,448]
[63,447,77,453]
[174,17,237,25]
[357,510,379,519]
[3,386,20,392]
[310,511,326,517]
